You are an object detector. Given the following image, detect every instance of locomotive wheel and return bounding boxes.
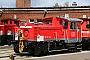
[13,43,19,53]
[82,39,89,50]
[0,39,4,46]
[0,35,6,46]
[88,40,90,50]
[34,46,41,56]
[28,46,34,55]
[28,45,41,56]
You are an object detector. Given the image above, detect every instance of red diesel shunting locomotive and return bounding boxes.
[0,18,26,45]
[12,17,85,55]
[80,18,90,50]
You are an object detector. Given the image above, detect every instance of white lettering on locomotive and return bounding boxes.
[81,31,89,33]
[20,26,32,28]
[0,25,4,26]
[71,32,75,37]
[44,36,51,38]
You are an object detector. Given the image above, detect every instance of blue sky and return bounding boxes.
[0,0,90,7]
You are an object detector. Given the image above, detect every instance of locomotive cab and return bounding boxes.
[57,18,82,40]
[66,18,82,43]
[57,18,83,50]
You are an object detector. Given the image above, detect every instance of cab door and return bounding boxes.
[77,22,82,42]
[68,22,78,43]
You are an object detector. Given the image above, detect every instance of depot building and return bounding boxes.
[0,0,90,22]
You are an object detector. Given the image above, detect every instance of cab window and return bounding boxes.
[2,21,8,24]
[86,21,90,28]
[45,20,52,24]
[60,20,68,29]
[10,19,12,24]
[14,21,19,26]
[30,18,34,22]
[70,22,76,29]
[37,19,42,22]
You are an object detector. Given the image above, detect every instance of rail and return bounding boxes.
[0,54,16,60]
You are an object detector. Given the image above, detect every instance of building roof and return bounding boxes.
[0,6,90,10]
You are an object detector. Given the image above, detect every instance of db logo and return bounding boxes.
[71,32,75,37]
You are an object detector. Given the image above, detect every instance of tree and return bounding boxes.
[0,6,2,8]
[63,1,69,7]
[53,3,59,7]
[60,5,62,7]
[53,1,70,7]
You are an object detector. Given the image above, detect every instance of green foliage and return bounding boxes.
[53,3,59,7]
[53,1,69,7]
[0,6,2,8]
[63,1,69,7]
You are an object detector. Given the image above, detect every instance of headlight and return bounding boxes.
[7,30,11,35]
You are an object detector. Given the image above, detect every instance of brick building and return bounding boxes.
[0,6,90,22]
[16,0,31,8]
[0,0,90,22]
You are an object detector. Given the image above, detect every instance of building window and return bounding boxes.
[59,15,64,18]
[83,15,87,18]
[29,18,34,23]
[37,19,42,22]
[65,14,69,18]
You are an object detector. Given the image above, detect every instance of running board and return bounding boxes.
[49,49,68,52]
[77,44,82,46]
[77,48,82,50]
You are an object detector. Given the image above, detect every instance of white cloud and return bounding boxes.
[39,0,43,2]
[80,2,89,6]
[47,0,55,4]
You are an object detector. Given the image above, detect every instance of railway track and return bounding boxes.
[0,45,14,60]
[0,45,90,60]
[0,45,33,60]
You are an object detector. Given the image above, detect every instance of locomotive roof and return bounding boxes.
[65,18,83,22]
